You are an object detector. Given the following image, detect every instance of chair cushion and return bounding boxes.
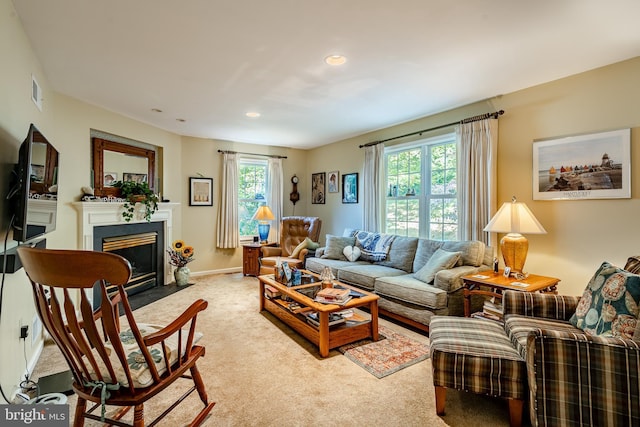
[413,249,461,284]
[569,261,640,339]
[321,235,355,260]
[86,323,203,388]
[504,315,581,359]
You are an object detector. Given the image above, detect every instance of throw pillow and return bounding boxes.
[321,235,355,260]
[569,261,640,339]
[414,249,462,284]
[343,245,362,262]
[290,237,321,258]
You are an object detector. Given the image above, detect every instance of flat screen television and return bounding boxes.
[7,124,59,243]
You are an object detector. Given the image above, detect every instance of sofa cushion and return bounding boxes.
[342,245,361,262]
[569,261,640,339]
[306,257,367,277]
[375,275,448,310]
[441,240,486,267]
[414,249,461,284]
[337,264,406,291]
[377,236,419,273]
[413,239,445,272]
[353,230,395,262]
[321,235,355,260]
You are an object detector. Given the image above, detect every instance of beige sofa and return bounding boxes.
[306,230,492,332]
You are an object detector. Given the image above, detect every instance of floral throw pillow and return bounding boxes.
[569,262,640,339]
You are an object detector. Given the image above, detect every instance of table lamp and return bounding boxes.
[252,205,275,243]
[483,197,546,274]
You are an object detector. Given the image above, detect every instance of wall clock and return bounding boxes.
[290,175,300,205]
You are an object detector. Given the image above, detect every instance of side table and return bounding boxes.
[461,271,560,317]
[243,242,276,276]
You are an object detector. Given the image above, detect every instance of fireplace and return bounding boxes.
[73,201,179,308]
[92,222,164,309]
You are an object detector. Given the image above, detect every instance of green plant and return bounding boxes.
[112,180,159,222]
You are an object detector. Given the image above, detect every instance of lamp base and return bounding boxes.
[500,233,529,274]
[258,223,270,244]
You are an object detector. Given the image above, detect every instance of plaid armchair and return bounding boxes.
[503,291,640,427]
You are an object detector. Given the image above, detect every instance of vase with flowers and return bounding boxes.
[167,240,195,286]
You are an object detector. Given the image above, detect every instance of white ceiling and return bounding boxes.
[12,1,640,149]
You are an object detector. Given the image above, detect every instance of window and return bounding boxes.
[238,158,268,239]
[385,133,458,240]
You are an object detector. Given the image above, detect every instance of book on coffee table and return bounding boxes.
[305,312,346,328]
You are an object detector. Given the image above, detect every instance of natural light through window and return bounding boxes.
[238,158,268,239]
[384,133,458,240]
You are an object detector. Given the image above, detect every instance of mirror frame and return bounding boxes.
[92,137,156,197]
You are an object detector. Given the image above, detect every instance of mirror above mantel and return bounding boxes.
[92,137,156,197]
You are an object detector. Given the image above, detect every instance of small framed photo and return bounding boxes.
[123,172,147,183]
[189,177,213,206]
[103,172,117,187]
[503,267,511,278]
[533,128,631,200]
[342,173,358,204]
[312,172,325,204]
[327,171,339,193]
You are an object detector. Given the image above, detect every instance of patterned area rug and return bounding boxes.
[338,325,430,378]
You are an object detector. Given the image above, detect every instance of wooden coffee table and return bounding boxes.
[259,270,379,357]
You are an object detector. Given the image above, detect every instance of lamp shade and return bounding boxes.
[484,197,546,274]
[252,205,275,221]
[483,199,546,235]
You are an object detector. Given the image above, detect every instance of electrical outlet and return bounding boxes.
[20,325,29,340]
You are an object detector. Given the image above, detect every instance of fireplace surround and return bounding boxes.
[73,201,179,306]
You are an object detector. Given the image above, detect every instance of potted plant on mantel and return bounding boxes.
[112,180,159,222]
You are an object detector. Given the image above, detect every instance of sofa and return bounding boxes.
[306,229,493,331]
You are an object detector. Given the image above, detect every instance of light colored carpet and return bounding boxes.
[31,273,523,426]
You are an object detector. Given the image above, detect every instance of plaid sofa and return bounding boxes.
[503,291,640,427]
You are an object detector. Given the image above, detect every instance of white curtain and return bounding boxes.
[457,118,498,247]
[363,143,384,232]
[267,158,283,242]
[216,152,239,248]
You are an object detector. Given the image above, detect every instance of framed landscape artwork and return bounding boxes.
[342,173,358,204]
[189,177,213,206]
[312,172,325,204]
[533,128,630,200]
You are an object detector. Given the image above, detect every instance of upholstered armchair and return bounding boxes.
[259,216,322,275]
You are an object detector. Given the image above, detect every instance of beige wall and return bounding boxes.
[307,57,640,297]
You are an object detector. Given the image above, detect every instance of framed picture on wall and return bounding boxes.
[103,172,117,187]
[342,173,358,204]
[327,171,339,193]
[533,128,630,200]
[311,172,325,204]
[123,172,147,183]
[189,177,213,206]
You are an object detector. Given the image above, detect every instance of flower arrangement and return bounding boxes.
[167,240,195,267]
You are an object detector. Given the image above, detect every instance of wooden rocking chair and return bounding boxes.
[18,247,215,427]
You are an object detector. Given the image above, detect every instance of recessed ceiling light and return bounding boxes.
[151,108,163,113]
[246,112,261,118]
[325,55,347,66]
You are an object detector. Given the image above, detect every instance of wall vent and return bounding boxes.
[31,74,42,111]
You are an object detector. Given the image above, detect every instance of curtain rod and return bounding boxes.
[359,110,504,148]
[217,149,287,159]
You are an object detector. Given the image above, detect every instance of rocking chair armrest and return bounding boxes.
[143,299,208,346]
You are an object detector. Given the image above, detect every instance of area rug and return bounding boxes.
[338,325,430,378]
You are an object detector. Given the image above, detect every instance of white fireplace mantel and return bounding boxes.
[72,201,179,285]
